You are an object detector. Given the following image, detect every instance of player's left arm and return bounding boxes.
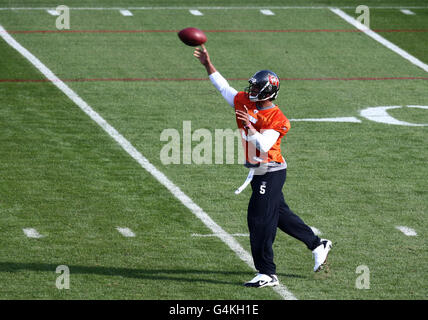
[235,107,280,153]
[246,129,280,153]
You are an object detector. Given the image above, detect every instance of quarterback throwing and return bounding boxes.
[194,45,332,288]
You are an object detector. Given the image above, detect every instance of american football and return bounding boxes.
[178,27,207,46]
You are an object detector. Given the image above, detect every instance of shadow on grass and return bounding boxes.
[0,262,305,286]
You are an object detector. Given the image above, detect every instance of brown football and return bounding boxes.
[177,27,207,46]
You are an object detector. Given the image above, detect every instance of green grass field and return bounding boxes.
[0,0,427,300]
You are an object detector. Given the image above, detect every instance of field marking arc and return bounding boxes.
[0,24,296,300]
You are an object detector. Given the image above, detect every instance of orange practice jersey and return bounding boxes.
[234,91,290,164]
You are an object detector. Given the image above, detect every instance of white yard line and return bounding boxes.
[400,9,415,15]
[46,9,59,16]
[330,8,428,73]
[408,105,428,110]
[260,9,275,15]
[395,226,417,236]
[290,117,362,123]
[119,10,133,16]
[0,6,428,10]
[23,228,44,238]
[116,227,136,237]
[192,233,249,237]
[189,9,203,16]
[0,24,295,300]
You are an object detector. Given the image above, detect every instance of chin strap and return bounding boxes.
[234,168,255,195]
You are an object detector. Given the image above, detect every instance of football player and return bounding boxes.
[194,45,332,288]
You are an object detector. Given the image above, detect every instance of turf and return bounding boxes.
[0,1,427,300]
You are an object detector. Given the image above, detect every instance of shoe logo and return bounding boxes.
[322,241,331,249]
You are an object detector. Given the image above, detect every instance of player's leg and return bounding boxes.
[247,170,285,275]
[276,171,332,271]
[277,194,321,250]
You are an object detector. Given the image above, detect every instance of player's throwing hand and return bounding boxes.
[193,44,211,66]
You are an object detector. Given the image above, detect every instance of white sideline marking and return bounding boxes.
[46,9,59,16]
[290,117,362,123]
[23,228,44,238]
[260,9,275,15]
[330,8,428,73]
[192,233,249,237]
[408,105,428,110]
[396,226,417,236]
[120,10,133,16]
[400,9,415,15]
[189,9,203,16]
[310,226,322,236]
[1,6,428,10]
[0,24,295,301]
[116,227,136,237]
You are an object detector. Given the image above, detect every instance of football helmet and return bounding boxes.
[246,70,280,102]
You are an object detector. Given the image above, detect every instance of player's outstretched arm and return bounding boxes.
[193,44,216,75]
[193,45,237,107]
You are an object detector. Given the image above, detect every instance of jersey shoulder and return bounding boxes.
[234,91,252,109]
[268,106,290,136]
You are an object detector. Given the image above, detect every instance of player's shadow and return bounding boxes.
[0,262,304,286]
